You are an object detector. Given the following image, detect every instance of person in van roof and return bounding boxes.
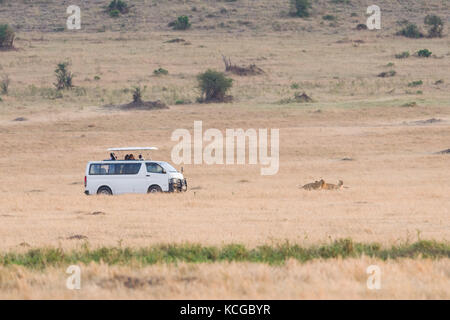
[129,154,136,160]
[110,153,117,160]
[125,154,129,160]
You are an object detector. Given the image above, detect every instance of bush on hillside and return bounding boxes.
[290,0,312,18]
[170,16,191,30]
[416,49,432,58]
[397,23,424,38]
[424,15,444,38]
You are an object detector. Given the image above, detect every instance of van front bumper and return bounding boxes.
[169,179,187,192]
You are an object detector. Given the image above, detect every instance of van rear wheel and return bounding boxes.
[97,186,112,195]
[148,185,162,193]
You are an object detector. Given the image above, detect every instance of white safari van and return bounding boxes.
[84,147,187,195]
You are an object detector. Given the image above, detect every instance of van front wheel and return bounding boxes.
[97,186,113,195]
[148,185,162,193]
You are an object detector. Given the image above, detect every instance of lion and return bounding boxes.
[322,180,343,190]
[301,179,325,190]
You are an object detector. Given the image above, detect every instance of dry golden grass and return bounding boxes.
[0,1,449,298]
[1,102,449,250]
[1,258,449,299]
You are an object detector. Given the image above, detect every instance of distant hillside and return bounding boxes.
[0,0,448,34]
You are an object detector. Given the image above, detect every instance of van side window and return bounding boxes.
[121,163,141,175]
[90,164,109,175]
[89,163,141,175]
[146,163,164,174]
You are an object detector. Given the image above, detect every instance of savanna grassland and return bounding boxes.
[0,0,449,299]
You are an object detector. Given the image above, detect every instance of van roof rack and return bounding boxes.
[108,147,158,151]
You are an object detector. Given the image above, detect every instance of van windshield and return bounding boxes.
[161,163,178,172]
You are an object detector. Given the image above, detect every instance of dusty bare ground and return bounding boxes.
[0,2,449,298]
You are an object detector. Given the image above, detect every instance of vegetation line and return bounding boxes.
[1,239,449,269]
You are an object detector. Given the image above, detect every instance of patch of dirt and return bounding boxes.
[66,234,88,240]
[107,100,168,111]
[98,275,164,289]
[13,117,28,122]
[175,276,198,283]
[407,118,443,125]
[378,71,396,78]
[222,55,264,76]
[356,24,368,30]
[164,38,186,43]
[401,102,417,108]
[89,211,106,216]
[336,38,365,43]
[294,92,313,103]
[26,189,44,193]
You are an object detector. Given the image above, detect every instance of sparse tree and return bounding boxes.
[0,24,15,49]
[0,74,10,94]
[132,86,144,103]
[54,62,74,90]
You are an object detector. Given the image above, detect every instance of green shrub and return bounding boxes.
[54,62,74,90]
[170,16,191,30]
[408,80,423,87]
[108,0,129,14]
[153,68,169,76]
[291,0,311,18]
[424,15,443,38]
[175,99,191,105]
[197,69,233,102]
[323,14,337,21]
[417,49,432,58]
[397,23,423,38]
[109,9,120,18]
[0,24,15,49]
[395,51,410,59]
[0,74,10,94]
